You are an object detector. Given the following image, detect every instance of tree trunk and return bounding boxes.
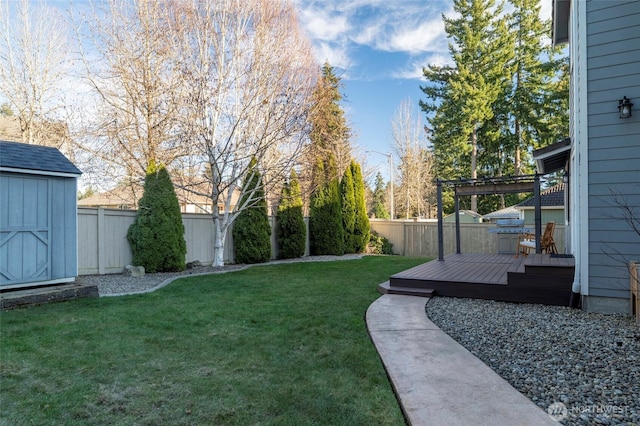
[212,217,226,268]
[515,119,521,175]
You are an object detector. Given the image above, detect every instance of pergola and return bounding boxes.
[436,174,543,260]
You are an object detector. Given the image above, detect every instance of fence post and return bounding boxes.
[97,208,105,275]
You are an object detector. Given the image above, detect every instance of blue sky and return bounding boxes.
[294,0,553,181]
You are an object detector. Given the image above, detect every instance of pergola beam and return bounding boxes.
[455,182,535,196]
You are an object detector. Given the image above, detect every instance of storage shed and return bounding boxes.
[0,140,82,289]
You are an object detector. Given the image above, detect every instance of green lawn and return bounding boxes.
[0,256,426,425]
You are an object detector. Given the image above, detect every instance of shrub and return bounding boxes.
[233,161,272,264]
[368,231,394,255]
[309,156,344,256]
[276,170,306,259]
[127,162,186,273]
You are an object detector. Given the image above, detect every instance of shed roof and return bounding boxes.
[517,183,565,208]
[0,140,81,176]
[482,206,520,220]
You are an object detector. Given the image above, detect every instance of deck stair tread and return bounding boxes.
[377,281,435,298]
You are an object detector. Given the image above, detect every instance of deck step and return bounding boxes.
[377,281,435,298]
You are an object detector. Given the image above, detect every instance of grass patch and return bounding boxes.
[0,256,426,425]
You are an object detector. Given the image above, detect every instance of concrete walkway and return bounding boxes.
[366,293,558,426]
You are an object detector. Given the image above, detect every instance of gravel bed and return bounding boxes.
[426,297,640,425]
[81,254,363,297]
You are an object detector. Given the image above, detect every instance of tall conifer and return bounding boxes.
[127,161,186,273]
[309,155,344,255]
[276,169,306,259]
[372,172,390,219]
[232,160,271,264]
[420,0,568,214]
[340,165,356,253]
[351,161,370,253]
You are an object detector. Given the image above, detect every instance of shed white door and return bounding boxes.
[0,175,51,286]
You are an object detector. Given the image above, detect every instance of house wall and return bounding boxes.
[521,208,565,225]
[583,0,640,312]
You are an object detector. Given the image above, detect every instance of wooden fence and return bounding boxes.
[369,219,565,258]
[77,208,564,275]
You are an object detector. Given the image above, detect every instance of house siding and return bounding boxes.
[585,0,640,302]
[522,209,565,226]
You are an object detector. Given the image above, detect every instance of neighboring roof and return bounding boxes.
[533,138,571,174]
[78,182,240,211]
[483,206,520,220]
[552,0,570,46]
[517,183,565,208]
[445,210,483,219]
[78,185,140,208]
[0,140,81,176]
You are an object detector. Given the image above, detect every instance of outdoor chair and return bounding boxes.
[516,221,558,257]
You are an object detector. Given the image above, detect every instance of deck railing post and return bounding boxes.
[454,193,461,254]
[534,174,542,253]
[437,179,444,261]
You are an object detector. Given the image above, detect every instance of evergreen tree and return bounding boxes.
[305,61,352,255]
[421,0,510,212]
[232,160,271,264]
[421,0,569,214]
[340,165,356,253]
[305,61,352,190]
[350,161,370,253]
[484,0,569,178]
[309,154,344,255]
[371,172,390,219]
[276,169,306,259]
[127,161,186,273]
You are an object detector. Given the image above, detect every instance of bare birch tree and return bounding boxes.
[175,0,317,266]
[392,99,436,219]
[0,0,70,147]
[74,0,185,191]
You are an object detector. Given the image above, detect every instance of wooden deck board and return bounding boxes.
[388,253,575,306]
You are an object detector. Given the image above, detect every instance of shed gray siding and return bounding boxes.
[585,0,640,299]
[0,141,81,288]
[0,172,78,286]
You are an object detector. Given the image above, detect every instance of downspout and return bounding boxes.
[569,0,589,309]
[570,272,581,308]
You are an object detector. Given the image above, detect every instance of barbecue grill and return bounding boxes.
[488,219,532,254]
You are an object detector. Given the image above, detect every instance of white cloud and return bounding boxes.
[380,18,446,54]
[295,0,453,80]
[299,7,351,42]
[313,42,352,71]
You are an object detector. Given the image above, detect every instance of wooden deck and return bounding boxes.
[380,253,575,306]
